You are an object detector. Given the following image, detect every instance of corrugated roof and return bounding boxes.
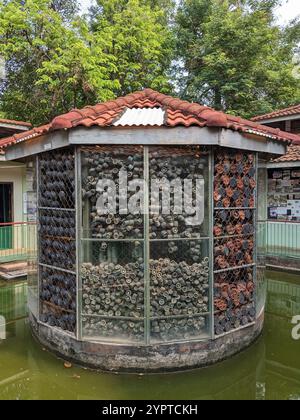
[0,89,298,151]
[113,107,165,126]
[252,104,300,122]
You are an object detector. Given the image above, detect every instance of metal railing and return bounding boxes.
[266,277,300,317]
[266,221,300,260]
[0,222,36,264]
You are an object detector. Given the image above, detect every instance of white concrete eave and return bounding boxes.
[4,126,288,161]
[0,122,30,132]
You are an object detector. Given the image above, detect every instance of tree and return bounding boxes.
[0,0,174,124]
[175,0,300,118]
[0,0,117,124]
[90,0,174,96]
[50,0,79,21]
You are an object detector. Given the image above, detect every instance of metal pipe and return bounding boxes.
[209,147,215,340]
[144,146,150,345]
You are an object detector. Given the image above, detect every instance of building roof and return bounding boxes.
[252,104,300,122]
[0,89,298,151]
[273,144,300,163]
[0,118,32,128]
[0,118,32,156]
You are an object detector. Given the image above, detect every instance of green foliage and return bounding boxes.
[175,0,300,118]
[0,0,118,124]
[50,0,79,21]
[0,0,299,125]
[91,0,173,96]
[0,0,172,124]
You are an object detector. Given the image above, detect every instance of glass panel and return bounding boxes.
[214,267,255,335]
[150,240,209,318]
[151,315,209,342]
[257,221,267,315]
[39,209,76,271]
[40,265,76,333]
[213,149,257,335]
[82,317,144,343]
[27,257,38,318]
[214,236,254,270]
[257,165,267,222]
[149,146,210,343]
[81,146,144,239]
[26,159,38,317]
[214,151,256,209]
[39,149,75,209]
[81,240,144,343]
[149,146,209,239]
[80,145,212,344]
[37,148,76,334]
[257,160,267,316]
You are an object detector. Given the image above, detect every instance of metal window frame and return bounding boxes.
[36,147,77,336]
[209,148,215,340]
[34,145,262,346]
[78,145,212,346]
[212,149,258,338]
[27,156,39,318]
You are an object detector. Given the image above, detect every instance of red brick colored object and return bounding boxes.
[0,89,298,150]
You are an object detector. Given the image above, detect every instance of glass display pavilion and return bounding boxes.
[1,89,296,372]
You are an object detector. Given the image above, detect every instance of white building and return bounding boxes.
[0,119,31,270]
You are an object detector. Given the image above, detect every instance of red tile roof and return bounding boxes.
[252,104,300,122]
[273,144,300,163]
[0,89,298,150]
[0,118,32,155]
[0,118,32,128]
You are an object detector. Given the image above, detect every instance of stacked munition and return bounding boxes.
[38,148,76,332]
[150,257,209,341]
[39,150,75,209]
[40,267,76,332]
[82,148,208,240]
[40,311,76,333]
[149,151,207,239]
[82,317,144,341]
[214,237,254,270]
[213,151,256,336]
[150,258,209,317]
[39,210,76,238]
[81,256,209,341]
[214,209,254,237]
[81,261,144,318]
[81,261,144,340]
[214,304,256,336]
[165,241,207,264]
[39,209,76,271]
[40,237,76,271]
[214,151,256,209]
[151,317,206,341]
[82,149,144,239]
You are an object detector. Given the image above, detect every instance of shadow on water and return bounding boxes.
[0,271,299,400]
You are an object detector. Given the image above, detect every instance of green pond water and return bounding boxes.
[0,271,299,400]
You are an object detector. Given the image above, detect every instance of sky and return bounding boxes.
[79,0,300,24]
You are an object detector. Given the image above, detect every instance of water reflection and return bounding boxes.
[0,273,299,400]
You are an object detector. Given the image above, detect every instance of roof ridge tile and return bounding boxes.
[252,103,300,121]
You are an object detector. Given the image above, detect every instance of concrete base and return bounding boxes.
[29,312,264,373]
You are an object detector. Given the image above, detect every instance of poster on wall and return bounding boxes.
[26,165,37,223]
[268,167,300,221]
